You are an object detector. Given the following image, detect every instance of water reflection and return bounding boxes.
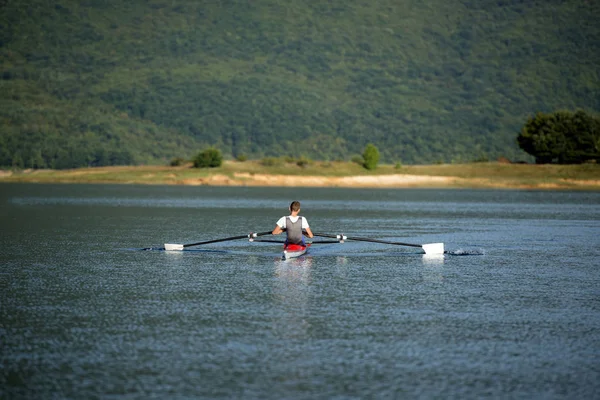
[422,254,444,266]
[163,250,184,260]
[421,254,444,282]
[275,256,314,282]
[272,257,313,339]
[335,256,348,265]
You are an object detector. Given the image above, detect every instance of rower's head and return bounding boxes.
[290,201,301,213]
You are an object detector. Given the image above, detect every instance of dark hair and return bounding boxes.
[290,201,301,212]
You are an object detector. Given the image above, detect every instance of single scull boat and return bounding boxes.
[282,243,311,260]
[151,231,445,256]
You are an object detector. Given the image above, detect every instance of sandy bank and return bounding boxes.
[2,164,599,190]
[182,173,600,190]
[177,173,456,188]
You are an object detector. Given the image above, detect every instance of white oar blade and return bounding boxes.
[422,243,444,255]
[164,243,184,251]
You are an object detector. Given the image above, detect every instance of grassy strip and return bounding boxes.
[1,161,599,190]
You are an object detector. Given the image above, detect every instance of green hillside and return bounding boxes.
[1,0,599,167]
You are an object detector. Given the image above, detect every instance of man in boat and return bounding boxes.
[272,201,314,245]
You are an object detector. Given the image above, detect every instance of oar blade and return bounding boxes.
[164,243,184,251]
[422,243,444,255]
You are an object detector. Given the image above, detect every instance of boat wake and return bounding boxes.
[446,248,485,256]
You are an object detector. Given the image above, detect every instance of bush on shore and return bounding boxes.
[193,148,223,168]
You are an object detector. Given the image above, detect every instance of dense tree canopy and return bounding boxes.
[517,111,600,164]
[1,0,599,168]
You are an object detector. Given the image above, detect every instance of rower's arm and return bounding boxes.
[272,225,284,235]
[304,227,314,238]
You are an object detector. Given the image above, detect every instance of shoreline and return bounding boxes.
[172,172,600,190]
[1,163,599,190]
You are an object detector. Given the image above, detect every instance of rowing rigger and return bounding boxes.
[144,231,444,257]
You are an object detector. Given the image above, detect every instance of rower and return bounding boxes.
[272,201,314,245]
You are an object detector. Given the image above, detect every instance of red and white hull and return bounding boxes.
[283,243,310,259]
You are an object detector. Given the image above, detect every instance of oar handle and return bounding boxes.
[313,233,347,240]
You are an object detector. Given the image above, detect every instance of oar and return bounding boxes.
[162,231,272,251]
[313,232,445,255]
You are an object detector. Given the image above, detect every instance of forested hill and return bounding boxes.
[1,0,599,168]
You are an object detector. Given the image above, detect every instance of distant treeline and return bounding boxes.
[1,0,599,168]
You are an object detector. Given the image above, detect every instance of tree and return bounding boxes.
[517,111,600,164]
[517,112,566,164]
[193,148,223,168]
[362,143,380,170]
[563,110,600,163]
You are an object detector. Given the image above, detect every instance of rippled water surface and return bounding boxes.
[1,184,599,399]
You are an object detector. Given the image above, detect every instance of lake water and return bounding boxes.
[1,183,599,399]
